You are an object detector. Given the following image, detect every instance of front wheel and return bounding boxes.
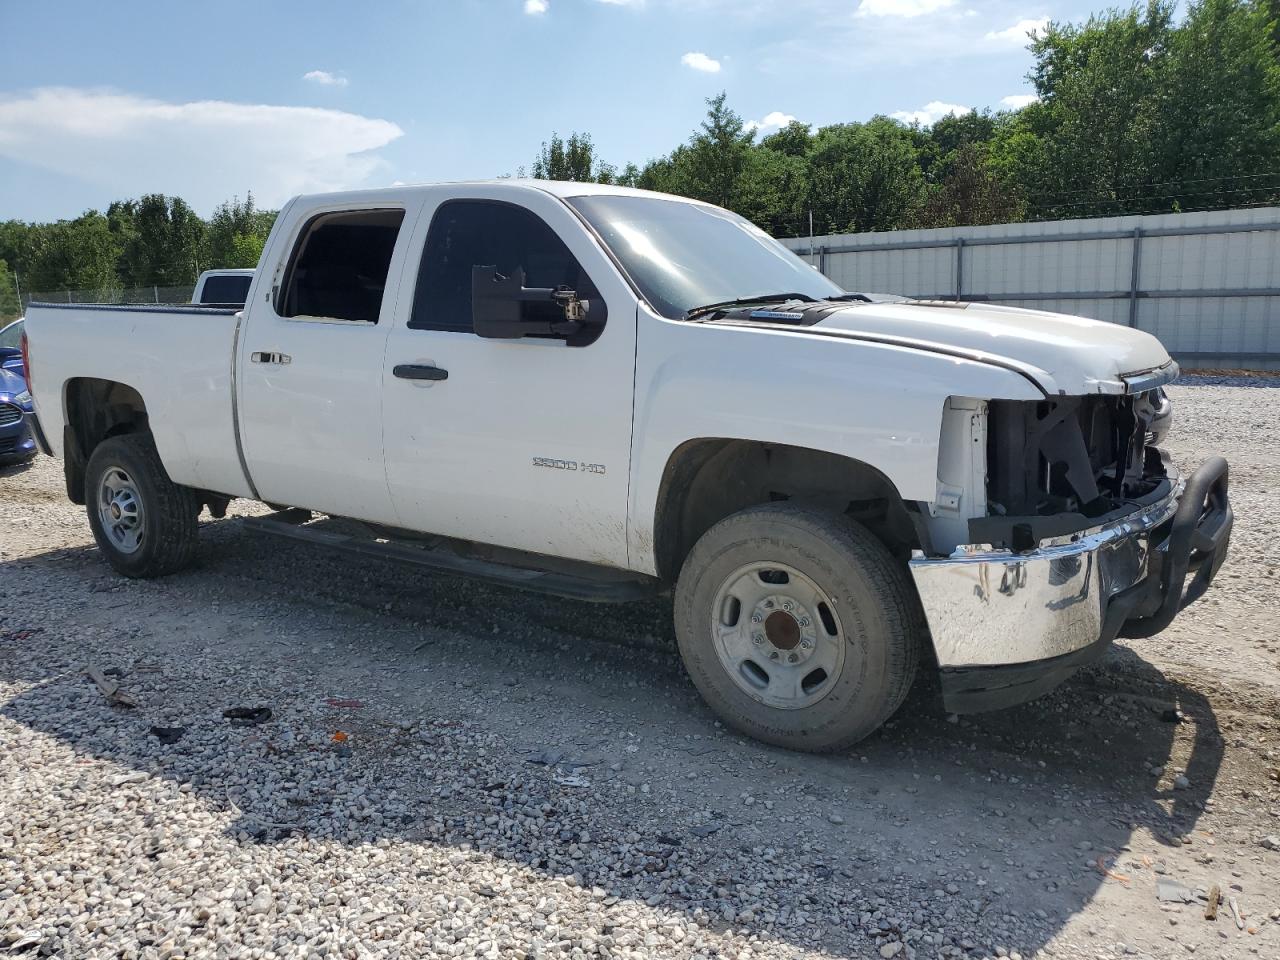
[674,502,924,752]
[85,434,199,578]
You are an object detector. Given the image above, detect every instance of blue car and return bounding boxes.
[0,318,36,465]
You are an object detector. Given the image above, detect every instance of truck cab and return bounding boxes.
[22,181,1233,752]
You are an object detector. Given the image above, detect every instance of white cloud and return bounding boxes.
[302,70,348,87]
[1000,93,1039,109]
[890,100,971,125]
[856,0,955,18]
[681,51,722,73]
[524,0,548,13]
[0,87,404,213]
[985,17,1048,43]
[746,111,799,134]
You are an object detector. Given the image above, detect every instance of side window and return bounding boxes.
[277,209,405,323]
[409,200,599,332]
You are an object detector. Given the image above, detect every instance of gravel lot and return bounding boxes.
[2,378,1279,960]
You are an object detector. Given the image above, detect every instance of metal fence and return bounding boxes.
[22,285,193,307]
[780,207,1280,371]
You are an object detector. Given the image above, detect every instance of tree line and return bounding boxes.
[0,194,276,319]
[525,0,1280,237]
[2,0,1276,323]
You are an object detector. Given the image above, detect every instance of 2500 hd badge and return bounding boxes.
[533,457,606,475]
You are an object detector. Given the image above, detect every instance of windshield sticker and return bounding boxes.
[749,309,806,321]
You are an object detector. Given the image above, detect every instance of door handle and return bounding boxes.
[393,364,449,381]
[251,351,291,365]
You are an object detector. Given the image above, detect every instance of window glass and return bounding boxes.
[0,319,22,351]
[567,195,842,319]
[199,274,252,305]
[278,209,405,323]
[410,200,598,332]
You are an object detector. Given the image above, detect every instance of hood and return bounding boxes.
[722,301,1175,396]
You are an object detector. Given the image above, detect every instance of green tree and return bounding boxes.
[681,93,755,208]
[0,259,20,322]
[613,162,643,187]
[987,106,1052,216]
[531,132,615,183]
[913,144,1027,227]
[25,212,121,297]
[759,120,813,158]
[921,111,998,183]
[1152,0,1280,204]
[1028,2,1175,216]
[805,119,927,233]
[230,233,268,268]
[115,194,206,287]
[733,147,809,236]
[204,194,276,269]
[0,221,34,283]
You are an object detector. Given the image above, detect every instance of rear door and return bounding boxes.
[237,200,418,524]
[381,187,637,568]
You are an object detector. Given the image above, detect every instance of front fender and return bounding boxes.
[627,318,1042,574]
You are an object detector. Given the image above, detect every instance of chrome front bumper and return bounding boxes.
[909,458,1232,712]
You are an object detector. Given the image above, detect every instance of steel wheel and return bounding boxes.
[97,466,145,554]
[710,560,846,710]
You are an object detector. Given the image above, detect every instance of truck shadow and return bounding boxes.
[0,531,1226,959]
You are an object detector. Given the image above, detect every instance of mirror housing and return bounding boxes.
[471,265,594,340]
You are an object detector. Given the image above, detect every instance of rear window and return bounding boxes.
[199,274,252,305]
[277,209,406,323]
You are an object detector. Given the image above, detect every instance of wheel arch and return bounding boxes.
[62,377,150,505]
[650,438,925,583]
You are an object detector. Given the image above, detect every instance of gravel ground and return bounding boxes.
[1,379,1279,960]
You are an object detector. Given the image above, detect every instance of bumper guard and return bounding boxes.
[910,458,1232,713]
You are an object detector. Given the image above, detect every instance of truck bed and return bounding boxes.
[24,302,252,498]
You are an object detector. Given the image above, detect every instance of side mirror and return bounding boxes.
[471,265,594,340]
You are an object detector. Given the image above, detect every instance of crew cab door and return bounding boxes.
[382,188,637,568]
[237,201,417,524]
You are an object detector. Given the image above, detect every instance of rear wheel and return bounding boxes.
[85,434,198,578]
[674,502,923,752]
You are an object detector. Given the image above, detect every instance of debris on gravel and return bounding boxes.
[1,380,1279,959]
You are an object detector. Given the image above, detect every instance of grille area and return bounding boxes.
[0,403,22,427]
[976,391,1170,548]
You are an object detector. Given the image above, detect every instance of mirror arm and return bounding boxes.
[471,265,588,338]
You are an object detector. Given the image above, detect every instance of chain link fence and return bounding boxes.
[22,285,194,308]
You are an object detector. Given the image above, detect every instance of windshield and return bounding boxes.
[567,195,842,319]
[0,319,23,351]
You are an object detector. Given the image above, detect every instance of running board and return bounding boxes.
[241,510,660,603]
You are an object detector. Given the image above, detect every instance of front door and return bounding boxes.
[381,189,637,568]
[237,203,416,524]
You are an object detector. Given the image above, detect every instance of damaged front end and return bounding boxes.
[977,388,1173,551]
[909,375,1232,714]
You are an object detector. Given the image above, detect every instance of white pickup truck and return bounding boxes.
[22,181,1233,751]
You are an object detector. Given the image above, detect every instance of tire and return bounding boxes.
[674,502,924,752]
[85,433,199,578]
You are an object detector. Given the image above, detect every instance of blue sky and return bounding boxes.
[1,0,1088,222]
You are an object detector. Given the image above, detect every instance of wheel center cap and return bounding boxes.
[110,502,122,520]
[764,610,801,650]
